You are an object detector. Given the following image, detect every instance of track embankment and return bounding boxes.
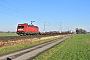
[0,35,72,60]
[0,35,60,47]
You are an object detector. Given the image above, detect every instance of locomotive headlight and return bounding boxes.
[18,29,23,31]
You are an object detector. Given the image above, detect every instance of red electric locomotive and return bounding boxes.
[16,23,39,36]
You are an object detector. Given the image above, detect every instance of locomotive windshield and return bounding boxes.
[18,26,24,29]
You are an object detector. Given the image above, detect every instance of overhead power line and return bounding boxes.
[0,4,30,17]
[1,0,19,9]
[0,12,27,19]
[0,0,32,17]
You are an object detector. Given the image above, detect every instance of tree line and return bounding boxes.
[75,28,87,34]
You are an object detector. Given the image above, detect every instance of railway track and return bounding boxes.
[0,35,57,42]
[0,36,72,60]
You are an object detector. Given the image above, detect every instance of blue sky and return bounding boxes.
[0,0,90,32]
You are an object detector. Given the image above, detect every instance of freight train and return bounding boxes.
[16,23,40,36]
[16,23,73,36]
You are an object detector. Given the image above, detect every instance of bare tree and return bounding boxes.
[75,28,86,34]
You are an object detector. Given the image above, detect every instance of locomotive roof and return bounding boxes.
[18,24,38,27]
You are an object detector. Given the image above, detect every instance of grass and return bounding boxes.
[0,35,63,55]
[33,34,90,60]
[0,33,18,36]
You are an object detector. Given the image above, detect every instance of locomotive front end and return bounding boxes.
[16,24,25,35]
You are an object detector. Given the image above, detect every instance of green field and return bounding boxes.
[0,33,18,36]
[34,34,90,60]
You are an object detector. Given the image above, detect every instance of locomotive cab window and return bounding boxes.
[18,26,24,29]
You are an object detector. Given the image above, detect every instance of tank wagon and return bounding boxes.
[16,23,39,36]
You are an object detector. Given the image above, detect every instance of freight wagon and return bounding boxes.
[16,23,39,36]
